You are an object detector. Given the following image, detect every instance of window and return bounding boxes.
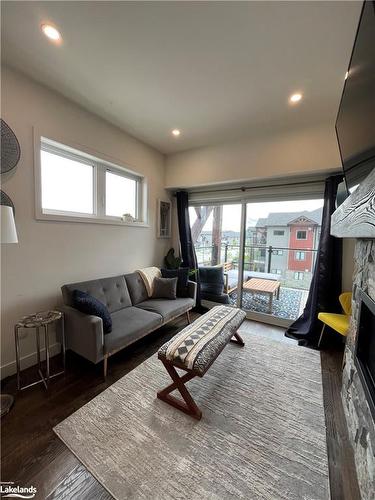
[294,272,304,280]
[273,230,285,236]
[38,138,145,224]
[295,251,306,261]
[272,269,282,275]
[296,230,307,240]
[276,250,283,256]
[106,171,137,218]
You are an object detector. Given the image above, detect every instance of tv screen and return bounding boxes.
[335,1,375,191]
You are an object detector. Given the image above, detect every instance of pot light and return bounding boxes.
[41,24,62,42]
[289,93,302,104]
[172,129,181,137]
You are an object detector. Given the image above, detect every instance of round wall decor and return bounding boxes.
[1,119,21,174]
[0,190,15,214]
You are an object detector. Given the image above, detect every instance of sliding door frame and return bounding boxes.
[189,177,326,328]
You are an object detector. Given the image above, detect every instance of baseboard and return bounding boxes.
[1,342,61,380]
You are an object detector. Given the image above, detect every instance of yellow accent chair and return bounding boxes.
[318,292,352,347]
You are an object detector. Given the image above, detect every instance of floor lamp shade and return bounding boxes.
[1,205,18,243]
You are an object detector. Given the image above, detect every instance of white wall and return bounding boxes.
[165,121,341,189]
[1,66,169,378]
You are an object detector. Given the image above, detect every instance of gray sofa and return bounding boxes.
[61,272,196,376]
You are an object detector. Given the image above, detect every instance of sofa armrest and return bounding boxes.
[60,305,104,364]
[187,280,197,303]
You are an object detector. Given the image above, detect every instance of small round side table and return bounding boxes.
[14,310,65,391]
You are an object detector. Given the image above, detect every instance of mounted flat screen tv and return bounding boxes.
[335,1,375,192]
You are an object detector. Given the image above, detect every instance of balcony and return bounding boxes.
[195,243,317,321]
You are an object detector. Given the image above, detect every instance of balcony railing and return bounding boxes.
[195,243,318,291]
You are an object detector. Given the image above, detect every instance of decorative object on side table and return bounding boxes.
[15,310,66,391]
[157,199,172,238]
[1,119,21,174]
[1,201,18,416]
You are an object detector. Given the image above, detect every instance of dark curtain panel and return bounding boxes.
[285,175,343,347]
[176,191,201,308]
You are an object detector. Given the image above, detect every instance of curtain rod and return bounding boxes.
[173,178,327,196]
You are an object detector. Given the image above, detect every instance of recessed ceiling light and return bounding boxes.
[345,71,349,80]
[172,129,181,137]
[289,93,303,104]
[41,24,62,42]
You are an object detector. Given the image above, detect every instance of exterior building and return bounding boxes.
[255,208,322,289]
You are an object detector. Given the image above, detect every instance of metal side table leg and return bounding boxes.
[36,326,41,369]
[61,314,66,373]
[15,325,21,391]
[36,327,48,390]
[44,324,50,385]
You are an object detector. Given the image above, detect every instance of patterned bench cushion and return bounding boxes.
[158,306,246,376]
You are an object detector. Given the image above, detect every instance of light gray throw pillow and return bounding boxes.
[152,277,178,300]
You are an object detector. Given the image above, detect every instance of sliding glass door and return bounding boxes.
[189,204,242,297]
[239,199,323,326]
[190,197,323,327]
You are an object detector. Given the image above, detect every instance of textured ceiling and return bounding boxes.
[2,1,361,154]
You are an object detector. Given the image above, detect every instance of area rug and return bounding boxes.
[54,334,329,500]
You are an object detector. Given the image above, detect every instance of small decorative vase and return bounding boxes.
[122,213,135,223]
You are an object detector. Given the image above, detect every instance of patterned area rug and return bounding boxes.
[54,334,329,500]
[230,287,303,319]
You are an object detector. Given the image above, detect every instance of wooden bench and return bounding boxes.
[157,305,246,420]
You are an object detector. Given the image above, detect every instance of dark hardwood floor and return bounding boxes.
[1,317,360,500]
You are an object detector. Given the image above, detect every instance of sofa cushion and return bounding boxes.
[72,290,112,333]
[104,307,162,354]
[161,267,189,297]
[61,275,132,313]
[201,291,230,304]
[125,272,149,305]
[199,266,225,295]
[152,277,177,300]
[136,297,194,321]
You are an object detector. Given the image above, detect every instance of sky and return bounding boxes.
[189,199,324,232]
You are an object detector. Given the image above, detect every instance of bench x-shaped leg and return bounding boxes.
[157,330,244,420]
[230,330,245,346]
[157,360,202,420]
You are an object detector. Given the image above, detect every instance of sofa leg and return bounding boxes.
[103,354,109,379]
[186,310,191,324]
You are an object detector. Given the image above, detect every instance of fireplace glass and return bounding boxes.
[355,290,375,420]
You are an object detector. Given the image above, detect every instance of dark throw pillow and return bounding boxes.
[152,277,178,300]
[72,289,112,334]
[161,267,189,297]
[199,266,225,295]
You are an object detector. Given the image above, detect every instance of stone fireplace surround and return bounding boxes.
[342,239,375,500]
[332,168,375,500]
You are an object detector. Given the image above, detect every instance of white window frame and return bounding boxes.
[295,251,306,261]
[296,230,307,240]
[294,271,304,280]
[34,134,149,226]
[273,230,285,236]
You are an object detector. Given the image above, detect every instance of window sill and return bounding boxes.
[35,212,150,227]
